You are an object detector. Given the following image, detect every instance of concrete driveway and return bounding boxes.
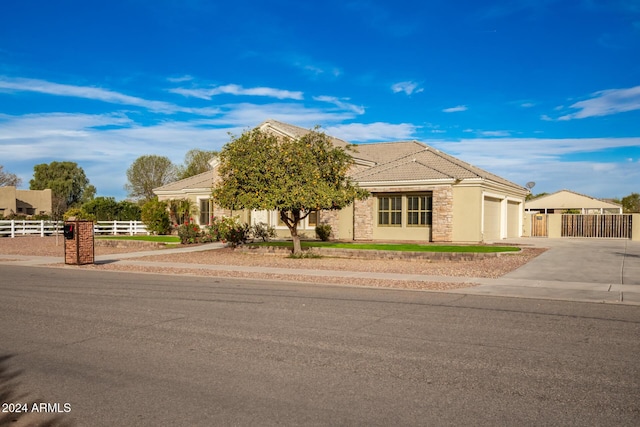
[501,238,640,286]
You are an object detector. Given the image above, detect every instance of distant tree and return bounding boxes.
[0,165,21,187]
[526,192,549,201]
[30,161,94,218]
[125,155,176,202]
[213,127,368,254]
[117,200,142,221]
[176,149,218,180]
[621,193,640,213]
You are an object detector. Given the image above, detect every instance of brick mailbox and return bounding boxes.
[64,219,95,265]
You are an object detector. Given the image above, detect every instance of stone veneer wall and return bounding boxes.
[431,186,453,242]
[353,197,373,240]
[318,210,340,239]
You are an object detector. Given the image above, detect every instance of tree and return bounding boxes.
[81,197,142,221]
[29,161,94,218]
[125,155,176,202]
[621,193,640,213]
[213,127,368,254]
[0,165,21,187]
[176,149,218,180]
[141,198,172,235]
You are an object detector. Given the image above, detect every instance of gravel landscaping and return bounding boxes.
[0,236,546,291]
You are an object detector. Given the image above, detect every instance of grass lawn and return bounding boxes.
[249,241,520,253]
[95,235,180,243]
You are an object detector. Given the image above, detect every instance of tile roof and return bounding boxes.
[154,170,215,192]
[352,142,524,190]
[153,120,526,193]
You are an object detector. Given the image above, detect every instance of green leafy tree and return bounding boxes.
[29,161,94,218]
[213,127,368,254]
[82,197,120,220]
[141,198,172,235]
[116,200,142,221]
[125,155,176,202]
[621,192,640,213]
[176,149,218,180]
[0,165,21,187]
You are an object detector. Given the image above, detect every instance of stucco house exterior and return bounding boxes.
[0,186,52,218]
[154,120,528,242]
[525,190,622,214]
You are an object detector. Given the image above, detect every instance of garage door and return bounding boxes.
[483,196,501,241]
[507,201,520,238]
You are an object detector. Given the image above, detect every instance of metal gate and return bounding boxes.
[531,214,548,237]
[561,214,632,238]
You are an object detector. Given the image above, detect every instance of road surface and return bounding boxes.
[1,265,639,426]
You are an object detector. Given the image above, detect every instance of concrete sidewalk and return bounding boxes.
[2,239,639,305]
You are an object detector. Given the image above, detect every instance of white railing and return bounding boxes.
[93,220,148,236]
[0,220,148,237]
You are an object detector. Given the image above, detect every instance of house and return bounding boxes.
[154,120,528,242]
[0,186,52,218]
[525,190,622,214]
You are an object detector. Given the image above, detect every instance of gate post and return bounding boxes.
[632,214,640,241]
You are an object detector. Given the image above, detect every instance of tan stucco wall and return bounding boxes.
[632,214,640,241]
[523,212,532,237]
[0,187,18,216]
[547,214,563,238]
[0,187,52,217]
[451,186,483,242]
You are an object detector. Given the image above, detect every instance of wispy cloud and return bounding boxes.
[442,105,468,113]
[288,56,343,79]
[169,83,304,100]
[313,96,365,115]
[324,122,418,142]
[557,85,640,120]
[391,81,423,95]
[167,75,194,83]
[0,76,218,115]
[478,130,511,137]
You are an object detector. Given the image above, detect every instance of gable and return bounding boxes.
[526,190,622,210]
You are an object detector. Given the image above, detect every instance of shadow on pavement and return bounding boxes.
[0,354,74,427]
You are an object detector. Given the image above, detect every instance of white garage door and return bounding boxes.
[483,196,502,241]
[507,201,521,238]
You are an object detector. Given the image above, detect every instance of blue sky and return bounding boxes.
[1,0,639,200]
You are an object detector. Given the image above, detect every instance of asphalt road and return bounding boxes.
[1,266,639,426]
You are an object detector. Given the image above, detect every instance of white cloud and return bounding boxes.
[324,122,419,142]
[0,76,219,116]
[166,75,194,83]
[479,130,511,137]
[557,85,640,120]
[391,81,423,95]
[313,96,365,115]
[170,83,304,100]
[442,105,468,113]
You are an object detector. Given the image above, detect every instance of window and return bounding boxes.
[307,211,318,227]
[199,199,211,225]
[277,210,317,228]
[378,196,402,226]
[407,195,432,226]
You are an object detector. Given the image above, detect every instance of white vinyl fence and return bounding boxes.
[0,220,148,237]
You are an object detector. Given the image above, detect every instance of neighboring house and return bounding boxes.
[154,120,528,242]
[0,186,53,217]
[525,190,622,214]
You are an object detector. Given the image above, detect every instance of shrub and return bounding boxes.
[252,222,277,242]
[177,223,202,244]
[141,199,172,235]
[63,207,96,222]
[315,224,332,241]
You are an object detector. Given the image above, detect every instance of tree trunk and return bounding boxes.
[281,210,303,255]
